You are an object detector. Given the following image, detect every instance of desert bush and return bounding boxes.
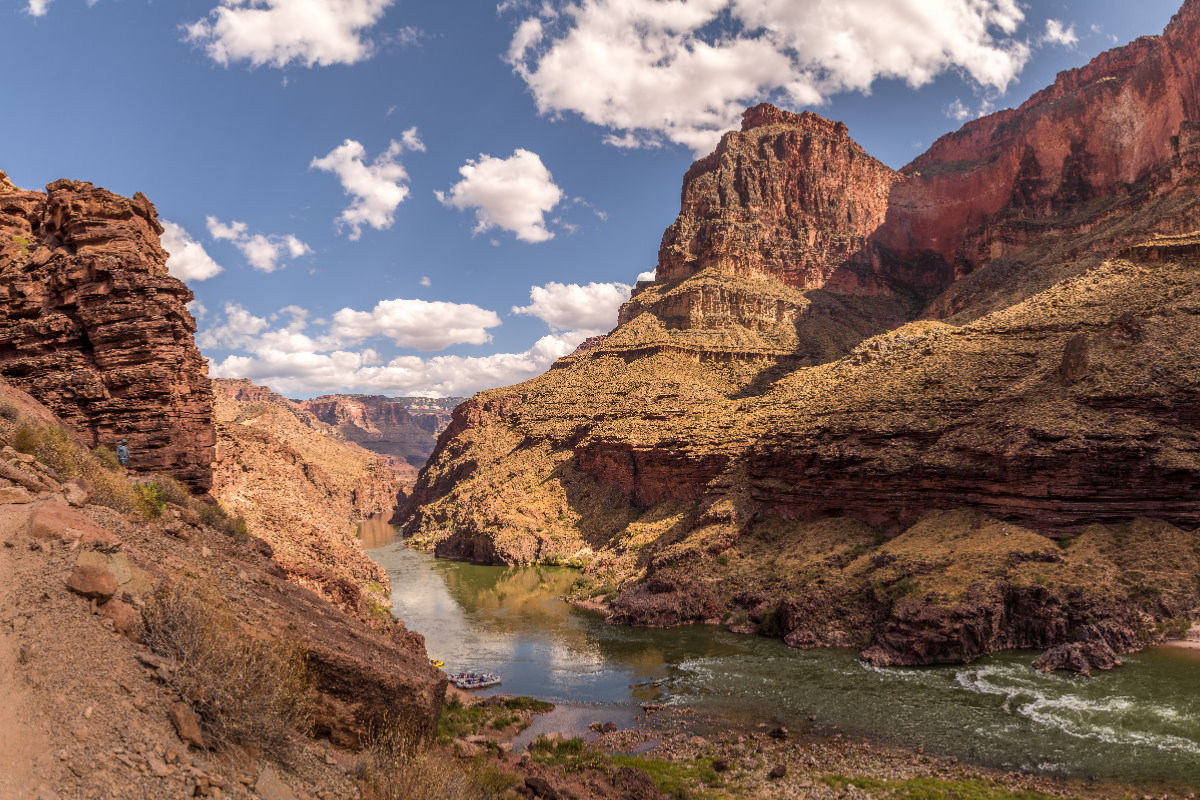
[141,579,314,756]
[82,462,143,516]
[0,399,21,422]
[196,500,251,541]
[91,445,121,470]
[359,719,516,800]
[135,482,168,518]
[12,422,77,477]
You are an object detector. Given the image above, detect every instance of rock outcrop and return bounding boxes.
[299,394,461,479]
[403,1,1200,668]
[0,173,215,490]
[212,379,408,611]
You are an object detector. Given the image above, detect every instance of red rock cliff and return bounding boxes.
[0,173,215,490]
[879,0,1200,279]
[300,394,460,475]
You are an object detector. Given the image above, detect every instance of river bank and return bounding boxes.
[361,529,1200,794]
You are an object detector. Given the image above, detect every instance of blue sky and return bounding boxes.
[0,0,1182,397]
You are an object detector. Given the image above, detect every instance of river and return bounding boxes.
[360,519,1200,788]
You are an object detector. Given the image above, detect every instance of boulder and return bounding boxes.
[0,486,32,504]
[524,776,561,800]
[62,480,90,508]
[29,502,116,547]
[168,702,205,748]
[66,564,118,600]
[1034,641,1123,676]
[100,598,141,639]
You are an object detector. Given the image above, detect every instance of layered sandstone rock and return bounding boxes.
[299,394,460,478]
[212,379,408,609]
[403,1,1200,667]
[0,173,214,490]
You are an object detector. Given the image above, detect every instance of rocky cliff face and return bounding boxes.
[299,394,460,479]
[0,173,215,490]
[403,0,1200,669]
[212,379,408,611]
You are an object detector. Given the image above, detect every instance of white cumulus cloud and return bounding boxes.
[436,149,563,243]
[311,137,419,240]
[206,216,311,272]
[1042,19,1078,48]
[330,298,501,350]
[506,0,1034,154]
[161,221,225,282]
[185,0,397,68]
[207,331,586,397]
[197,299,590,396]
[512,281,631,336]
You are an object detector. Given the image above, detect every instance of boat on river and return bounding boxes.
[449,671,502,690]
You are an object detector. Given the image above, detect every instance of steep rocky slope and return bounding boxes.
[0,377,443,799]
[0,173,215,491]
[212,379,408,611]
[403,2,1200,668]
[299,394,461,480]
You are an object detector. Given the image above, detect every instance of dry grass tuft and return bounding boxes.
[141,579,315,757]
[11,422,143,515]
[358,718,516,800]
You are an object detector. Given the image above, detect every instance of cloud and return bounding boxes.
[311,137,420,240]
[26,0,52,15]
[508,0,1033,154]
[419,276,431,287]
[400,127,425,152]
[1042,19,1078,48]
[206,216,311,272]
[184,0,397,68]
[208,331,586,397]
[636,270,655,282]
[198,300,588,396]
[330,298,501,350]
[436,149,564,243]
[512,281,631,335]
[161,221,225,282]
[944,98,972,122]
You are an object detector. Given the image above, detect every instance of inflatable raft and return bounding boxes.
[449,671,502,690]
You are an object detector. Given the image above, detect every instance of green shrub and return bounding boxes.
[135,482,168,518]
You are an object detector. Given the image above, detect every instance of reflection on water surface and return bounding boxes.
[365,535,1200,788]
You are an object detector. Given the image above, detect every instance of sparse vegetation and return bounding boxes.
[359,718,517,800]
[11,421,143,515]
[141,579,315,757]
[529,736,724,799]
[436,695,553,745]
[820,774,1085,800]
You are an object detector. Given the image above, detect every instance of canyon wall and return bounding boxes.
[0,173,215,490]
[403,0,1200,667]
[299,394,460,479]
[212,379,408,609]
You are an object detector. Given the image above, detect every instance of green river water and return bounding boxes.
[361,522,1200,789]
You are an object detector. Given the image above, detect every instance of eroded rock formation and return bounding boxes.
[403,1,1200,668]
[212,379,408,611]
[0,173,214,490]
[299,394,460,479]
